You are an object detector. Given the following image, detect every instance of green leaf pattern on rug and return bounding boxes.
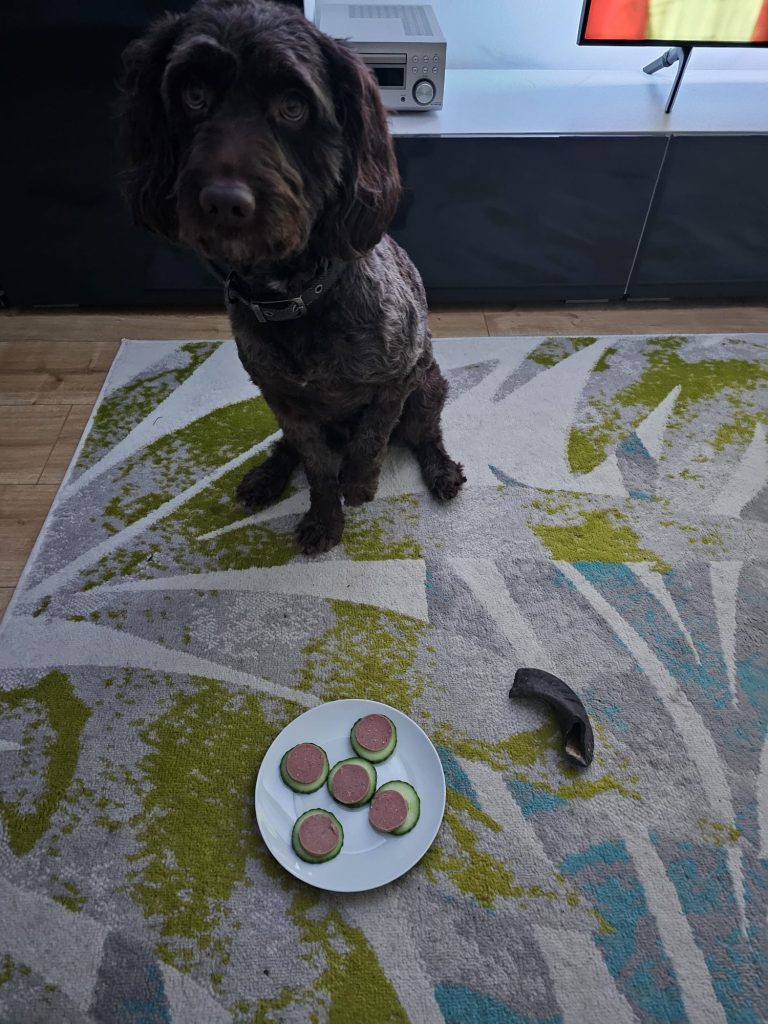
[52,879,86,913]
[0,672,90,857]
[436,720,561,770]
[568,336,768,473]
[528,336,598,368]
[103,396,278,530]
[162,451,296,571]
[422,789,521,908]
[422,788,582,912]
[78,342,219,467]
[81,446,295,592]
[531,508,672,573]
[298,600,431,711]
[425,720,640,907]
[435,719,641,803]
[287,892,410,1024]
[438,716,643,794]
[127,677,298,968]
[190,456,295,569]
[342,497,422,561]
[0,956,14,987]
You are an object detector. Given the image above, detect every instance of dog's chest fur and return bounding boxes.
[229,236,431,424]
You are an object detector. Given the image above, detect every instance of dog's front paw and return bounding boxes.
[431,459,466,501]
[341,461,379,507]
[236,463,286,510]
[342,480,378,506]
[296,507,344,555]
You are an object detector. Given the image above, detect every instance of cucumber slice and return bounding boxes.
[280,744,329,794]
[291,809,344,864]
[327,757,377,807]
[369,780,420,835]
[350,715,398,763]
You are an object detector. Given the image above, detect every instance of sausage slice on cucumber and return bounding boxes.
[292,809,344,863]
[369,781,420,835]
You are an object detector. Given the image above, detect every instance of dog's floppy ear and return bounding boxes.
[317,36,401,258]
[117,14,184,239]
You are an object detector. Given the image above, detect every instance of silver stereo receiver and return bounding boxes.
[315,4,446,111]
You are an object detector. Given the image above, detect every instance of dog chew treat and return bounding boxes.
[327,758,377,806]
[350,713,397,762]
[509,667,595,767]
[292,809,343,863]
[280,743,329,793]
[369,781,420,835]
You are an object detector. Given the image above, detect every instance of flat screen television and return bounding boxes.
[579,0,768,46]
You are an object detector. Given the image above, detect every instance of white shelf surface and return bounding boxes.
[388,68,768,137]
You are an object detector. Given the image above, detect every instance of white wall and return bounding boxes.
[309,0,768,71]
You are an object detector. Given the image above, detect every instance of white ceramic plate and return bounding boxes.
[255,698,446,892]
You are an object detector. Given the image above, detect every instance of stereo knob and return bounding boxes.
[413,79,435,106]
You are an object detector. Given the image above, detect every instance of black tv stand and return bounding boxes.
[643,45,693,113]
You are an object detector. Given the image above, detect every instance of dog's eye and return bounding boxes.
[182,83,209,112]
[279,92,308,123]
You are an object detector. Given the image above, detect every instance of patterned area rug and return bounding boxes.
[0,334,766,1024]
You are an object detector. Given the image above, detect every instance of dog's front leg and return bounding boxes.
[283,421,344,555]
[341,388,410,506]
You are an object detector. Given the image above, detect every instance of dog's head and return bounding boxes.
[117,0,400,270]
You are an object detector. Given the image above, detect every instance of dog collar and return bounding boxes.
[205,257,348,324]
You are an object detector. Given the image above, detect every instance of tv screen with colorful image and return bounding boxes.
[580,0,768,45]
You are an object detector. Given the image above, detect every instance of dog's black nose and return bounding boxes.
[199,181,255,227]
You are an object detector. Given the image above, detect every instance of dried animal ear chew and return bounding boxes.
[509,668,595,768]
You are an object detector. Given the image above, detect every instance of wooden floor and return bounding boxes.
[1,301,765,618]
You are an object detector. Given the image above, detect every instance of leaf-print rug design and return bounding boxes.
[1,334,766,1023]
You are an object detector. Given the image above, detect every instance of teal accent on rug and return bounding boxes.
[1,334,766,1023]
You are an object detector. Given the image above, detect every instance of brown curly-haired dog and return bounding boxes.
[118,0,465,554]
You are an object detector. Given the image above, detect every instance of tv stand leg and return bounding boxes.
[643,45,693,114]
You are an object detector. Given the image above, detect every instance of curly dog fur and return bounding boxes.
[118,0,465,554]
